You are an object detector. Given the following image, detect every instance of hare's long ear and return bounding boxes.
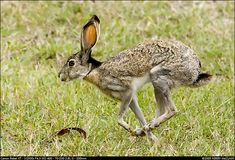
[80,15,100,64]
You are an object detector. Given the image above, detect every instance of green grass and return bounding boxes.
[1,1,234,156]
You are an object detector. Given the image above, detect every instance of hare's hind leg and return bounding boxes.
[148,66,178,129]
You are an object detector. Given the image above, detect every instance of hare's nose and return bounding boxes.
[58,72,67,81]
[58,71,61,78]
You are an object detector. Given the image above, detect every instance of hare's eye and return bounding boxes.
[68,59,75,67]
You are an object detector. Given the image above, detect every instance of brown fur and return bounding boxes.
[58,15,212,143]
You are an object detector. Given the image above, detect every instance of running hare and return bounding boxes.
[58,15,212,143]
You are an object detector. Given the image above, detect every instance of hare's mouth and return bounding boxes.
[60,76,68,82]
[58,72,69,82]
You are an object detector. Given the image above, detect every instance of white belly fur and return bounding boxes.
[131,73,150,91]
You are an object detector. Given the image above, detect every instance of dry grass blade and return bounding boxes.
[56,127,87,139]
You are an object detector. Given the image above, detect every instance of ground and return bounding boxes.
[1,1,234,156]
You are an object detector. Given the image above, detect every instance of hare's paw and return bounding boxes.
[148,118,160,129]
[131,128,145,137]
[147,133,157,144]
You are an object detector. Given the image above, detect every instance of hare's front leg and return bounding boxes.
[118,91,157,143]
[117,90,133,133]
[129,95,157,143]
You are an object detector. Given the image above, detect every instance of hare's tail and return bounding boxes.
[191,73,213,88]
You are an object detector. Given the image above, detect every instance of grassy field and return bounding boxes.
[1,1,234,156]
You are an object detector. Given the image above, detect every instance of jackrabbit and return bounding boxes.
[58,15,212,143]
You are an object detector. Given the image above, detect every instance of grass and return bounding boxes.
[1,1,234,156]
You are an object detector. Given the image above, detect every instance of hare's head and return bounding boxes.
[58,15,100,81]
